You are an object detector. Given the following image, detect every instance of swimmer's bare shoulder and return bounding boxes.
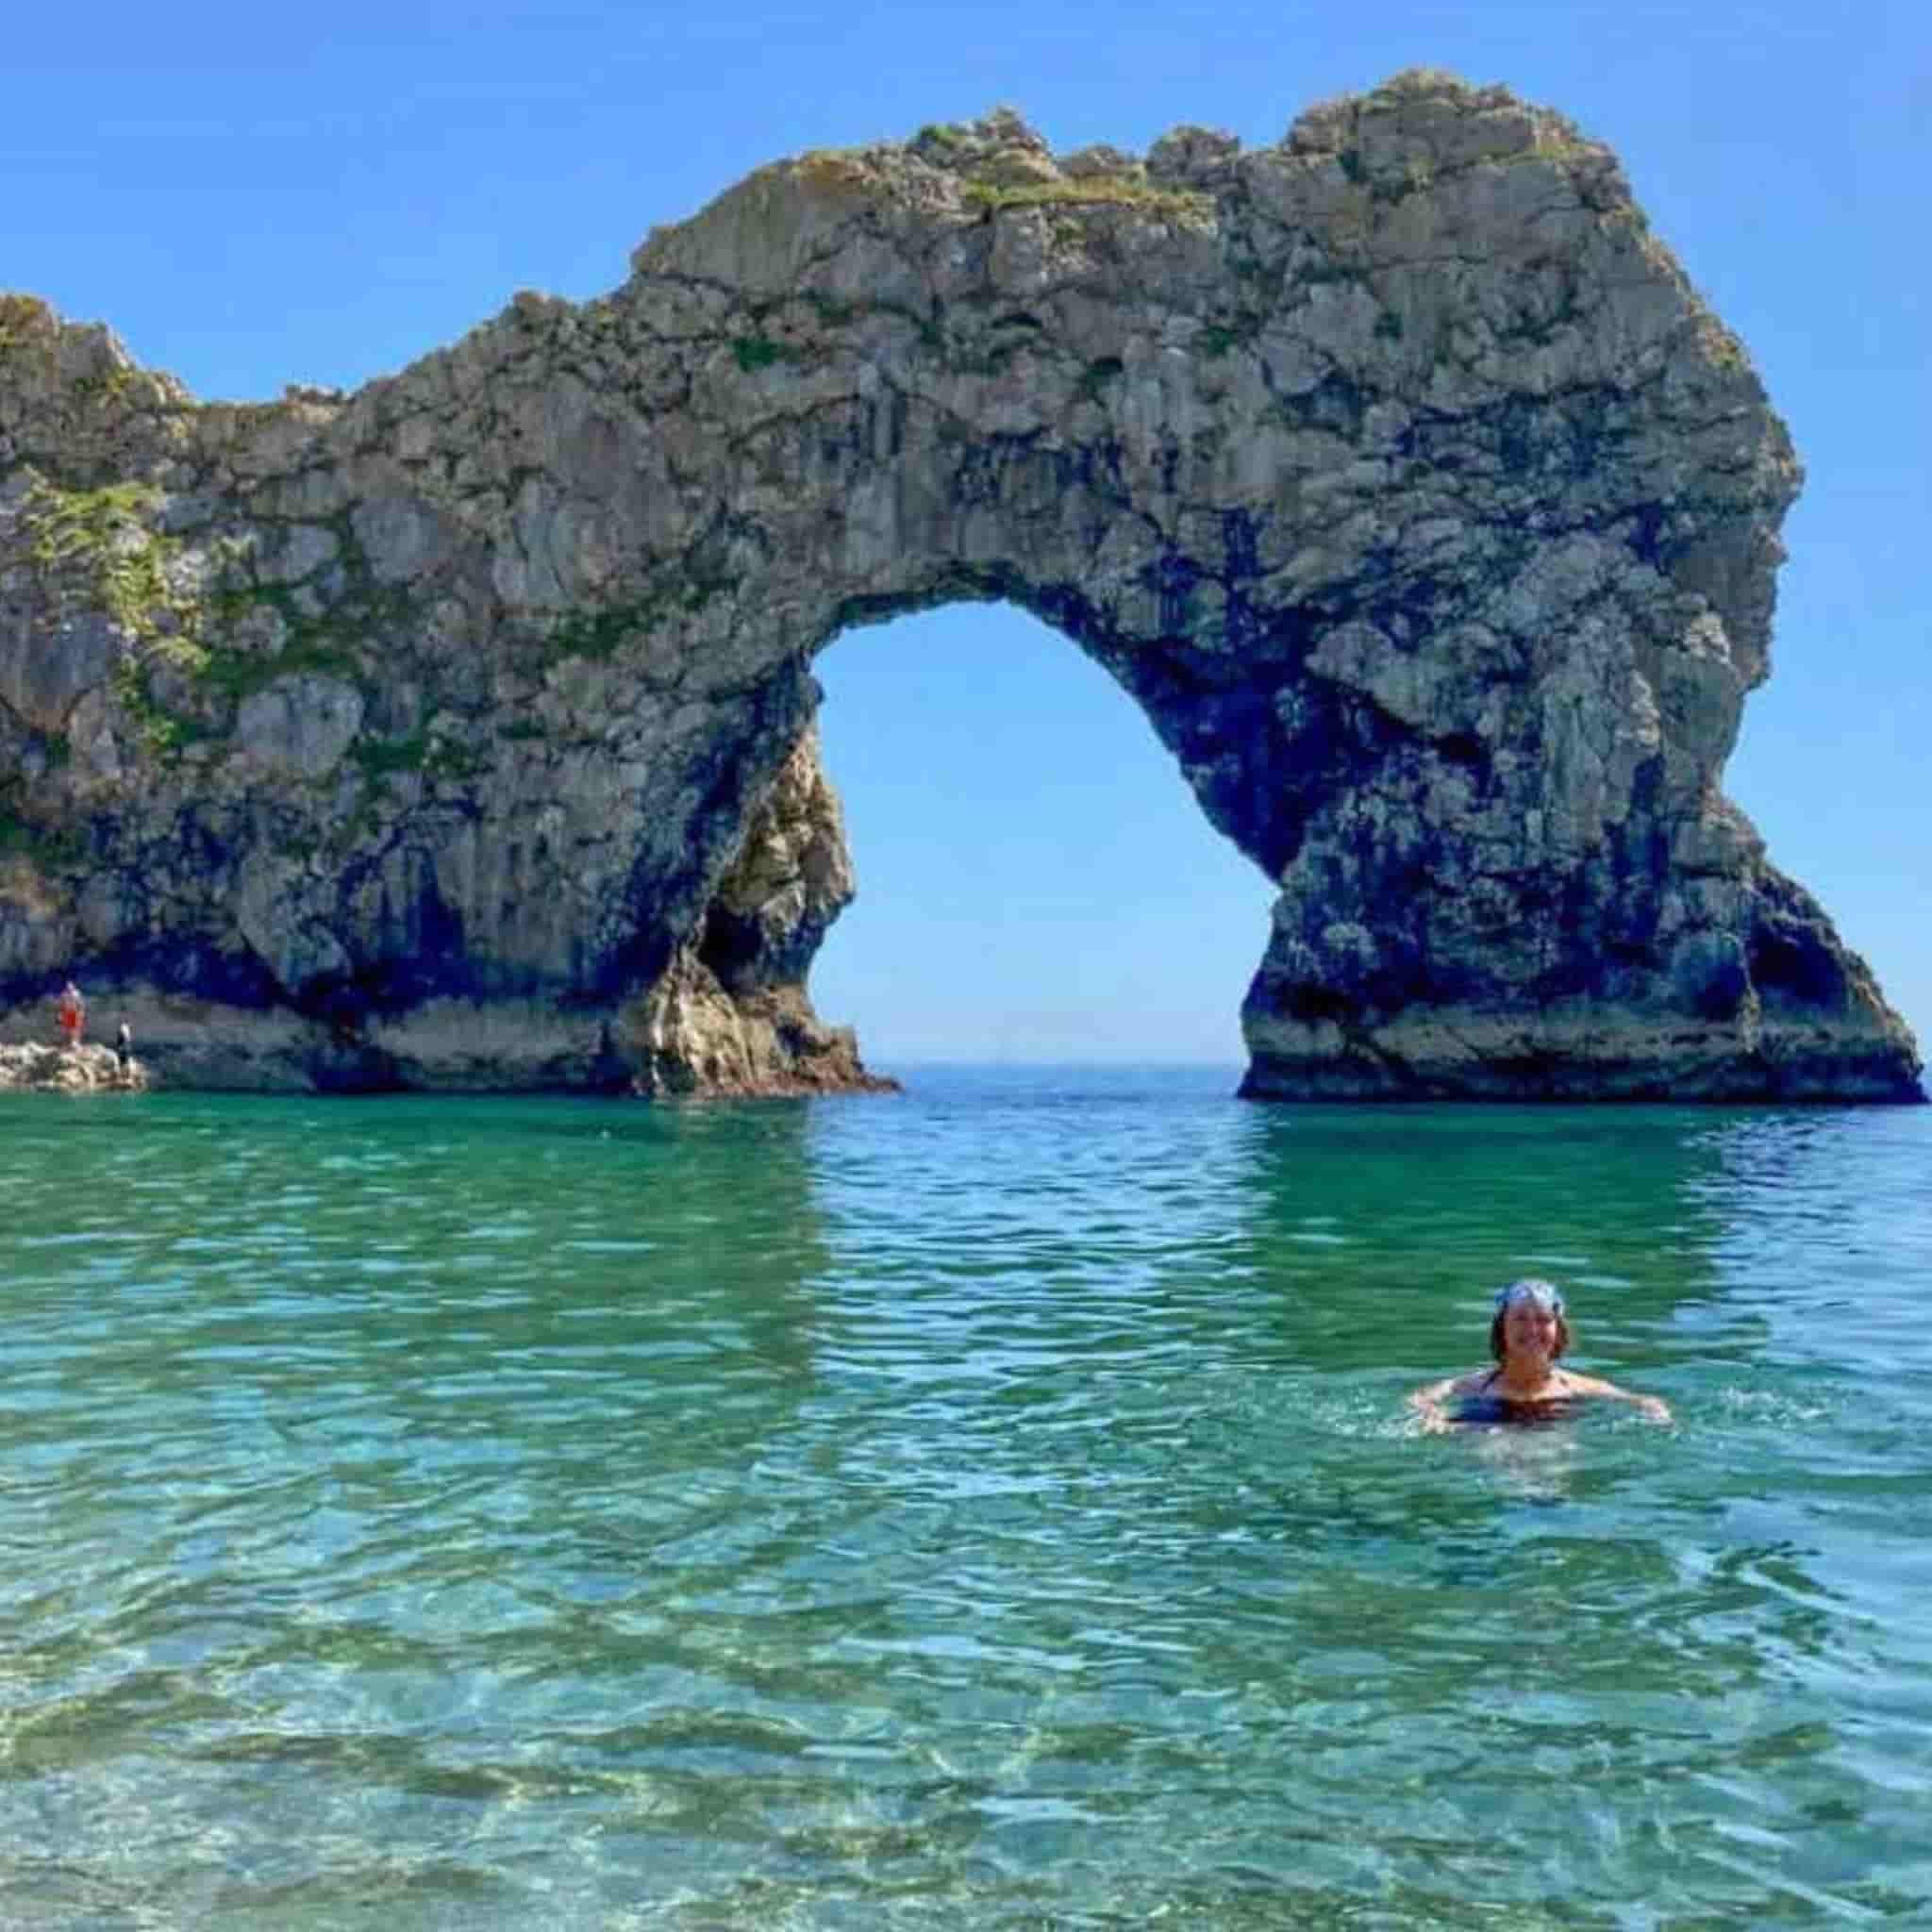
[1552,1370,1673,1423]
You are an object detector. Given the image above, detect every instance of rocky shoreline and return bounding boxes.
[1,69,1921,1100]
[0,1041,148,1093]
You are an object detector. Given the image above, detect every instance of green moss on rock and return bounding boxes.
[961,175,1211,220]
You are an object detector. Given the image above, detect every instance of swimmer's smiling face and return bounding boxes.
[1501,1296,1561,1366]
[1487,1281,1572,1368]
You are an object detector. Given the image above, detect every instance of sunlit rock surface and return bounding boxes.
[0,1041,148,1093]
[0,71,1919,1097]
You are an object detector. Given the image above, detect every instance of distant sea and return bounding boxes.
[2,1066,1927,1929]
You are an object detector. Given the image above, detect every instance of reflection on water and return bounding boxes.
[0,1075,1927,1928]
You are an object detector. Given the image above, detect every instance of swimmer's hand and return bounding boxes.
[1408,1380,1457,1435]
[1636,1394,1673,1424]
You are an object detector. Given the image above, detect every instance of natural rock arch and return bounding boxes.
[0,71,1920,1097]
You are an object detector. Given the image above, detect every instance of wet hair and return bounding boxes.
[1491,1303,1571,1362]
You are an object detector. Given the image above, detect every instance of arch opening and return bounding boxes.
[808,600,1274,1070]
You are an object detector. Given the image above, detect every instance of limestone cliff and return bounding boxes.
[0,70,1920,1098]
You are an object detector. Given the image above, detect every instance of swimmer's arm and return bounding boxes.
[1408,1374,1474,1434]
[1563,1372,1672,1423]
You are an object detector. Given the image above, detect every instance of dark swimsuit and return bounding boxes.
[1452,1367,1579,1428]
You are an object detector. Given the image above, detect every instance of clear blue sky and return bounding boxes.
[8,2,1927,1068]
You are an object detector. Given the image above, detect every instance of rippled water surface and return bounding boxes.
[2,1070,1928,1929]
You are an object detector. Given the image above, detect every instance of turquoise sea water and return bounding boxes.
[1,1068,1927,1930]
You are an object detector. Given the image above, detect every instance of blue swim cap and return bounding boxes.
[1494,1278,1565,1315]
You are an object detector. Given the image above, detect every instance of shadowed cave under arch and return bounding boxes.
[0,71,1920,1098]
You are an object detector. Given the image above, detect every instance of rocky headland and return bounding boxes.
[0,70,1920,1098]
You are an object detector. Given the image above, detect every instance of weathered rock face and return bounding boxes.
[622,725,895,1097]
[0,70,1920,1098]
[0,1041,148,1093]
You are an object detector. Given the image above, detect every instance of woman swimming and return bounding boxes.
[1409,1279,1672,1432]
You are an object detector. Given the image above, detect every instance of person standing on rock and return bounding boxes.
[115,1020,133,1074]
[56,980,85,1050]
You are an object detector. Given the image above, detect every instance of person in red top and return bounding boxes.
[55,979,85,1049]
